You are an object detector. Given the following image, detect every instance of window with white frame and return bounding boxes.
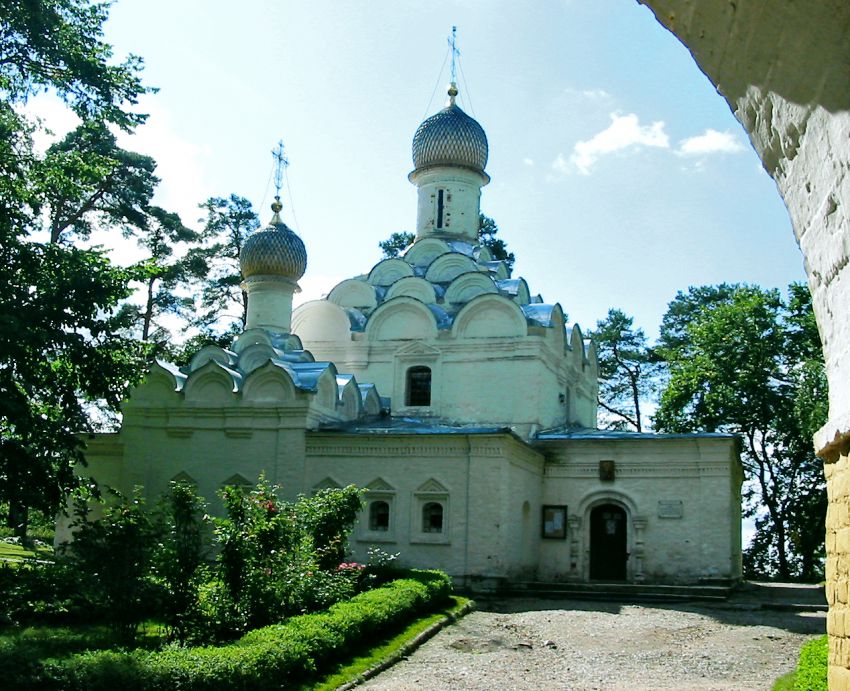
[358,478,397,543]
[411,479,450,545]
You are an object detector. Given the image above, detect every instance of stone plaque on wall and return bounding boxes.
[657,500,683,519]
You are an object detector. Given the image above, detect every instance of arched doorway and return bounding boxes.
[590,504,628,581]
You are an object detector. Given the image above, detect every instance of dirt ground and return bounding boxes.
[361,590,825,690]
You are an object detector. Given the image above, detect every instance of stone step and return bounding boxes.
[495,581,734,603]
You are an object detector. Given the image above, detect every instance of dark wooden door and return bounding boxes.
[589,504,628,581]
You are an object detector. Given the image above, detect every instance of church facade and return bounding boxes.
[72,83,743,587]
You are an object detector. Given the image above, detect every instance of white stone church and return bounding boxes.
[75,83,743,587]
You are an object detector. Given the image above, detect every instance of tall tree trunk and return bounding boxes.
[7,500,29,543]
[142,275,156,341]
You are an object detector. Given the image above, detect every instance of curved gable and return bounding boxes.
[365,296,439,341]
[568,324,586,368]
[424,252,479,283]
[292,300,352,343]
[585,339,599,375]
[367,258,414,287]
[359,385,382,416]
[385,276,437,304]
[445,271,498,305]
[497,278,531,305]
[237,343,282,375]
[184,360,241,403]
[315,367,340,410]
[451,294,528,339]
[128,360,186,404]
[189,345,237,372]
[242,360,298,403]
[327,278,378,312]
[337,376,362,419]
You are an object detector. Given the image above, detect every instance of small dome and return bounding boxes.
[240,199,307,281]
[412,85,488,174]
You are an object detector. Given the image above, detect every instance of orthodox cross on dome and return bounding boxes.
[447,25,459,105]
[271,139,288,210]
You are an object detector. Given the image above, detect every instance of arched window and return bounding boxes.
[369,500,390,531]
[406,366,432,407]
[422,501,444,533]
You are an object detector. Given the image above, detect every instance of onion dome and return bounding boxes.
[240,198,307,281]
[412,83,488,174]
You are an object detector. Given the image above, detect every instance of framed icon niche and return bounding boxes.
[541,504,568,539]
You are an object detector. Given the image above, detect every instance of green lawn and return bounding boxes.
[0,540,54,563]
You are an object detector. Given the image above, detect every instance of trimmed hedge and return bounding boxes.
[793,634,827,691]
[29,569,451,691]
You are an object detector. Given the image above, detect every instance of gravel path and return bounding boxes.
[361,598,825,690]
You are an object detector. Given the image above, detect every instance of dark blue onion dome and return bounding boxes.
[240,198,307,281]
[412,84,488,174]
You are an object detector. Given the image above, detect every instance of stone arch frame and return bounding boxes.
[577,489,645,583]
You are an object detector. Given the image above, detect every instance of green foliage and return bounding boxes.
[478,213,515,273]
[28,570,451,691]
[151,482,207,644]
[590,308,658,431]
[0,560,86,625]
[207,480,364,638]
[0,0,168,539]
[294,485,363,570]
[184,194,260,335]
[67,490,159,642]
[39,121,157,244]
[312,595,468,691]
[0,0,148,128]
[655,283,827,580]
[378,231,414,258]
[116,207,198,348]
[793,634,827,691]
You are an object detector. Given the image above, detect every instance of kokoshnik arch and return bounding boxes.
[637,0,850,685]
[66,77,745,592]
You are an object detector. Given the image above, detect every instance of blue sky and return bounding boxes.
[56,0,805,339]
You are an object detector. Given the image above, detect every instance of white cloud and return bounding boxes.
[551,152,570,175]
[115,96,212,230]
[580,88,610,100]
[566,113,670,175]
[523,157,534,166]
[19,94,80,153]
[677,129,745,156]
[562,87,611,101]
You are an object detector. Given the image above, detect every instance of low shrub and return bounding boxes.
[794,634,827,691]
[31,570,451,691]
[0,561,88,625]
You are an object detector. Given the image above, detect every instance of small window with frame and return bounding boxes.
[406,366,432,407]
[421,501,444,533]
[369,500,390,532]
